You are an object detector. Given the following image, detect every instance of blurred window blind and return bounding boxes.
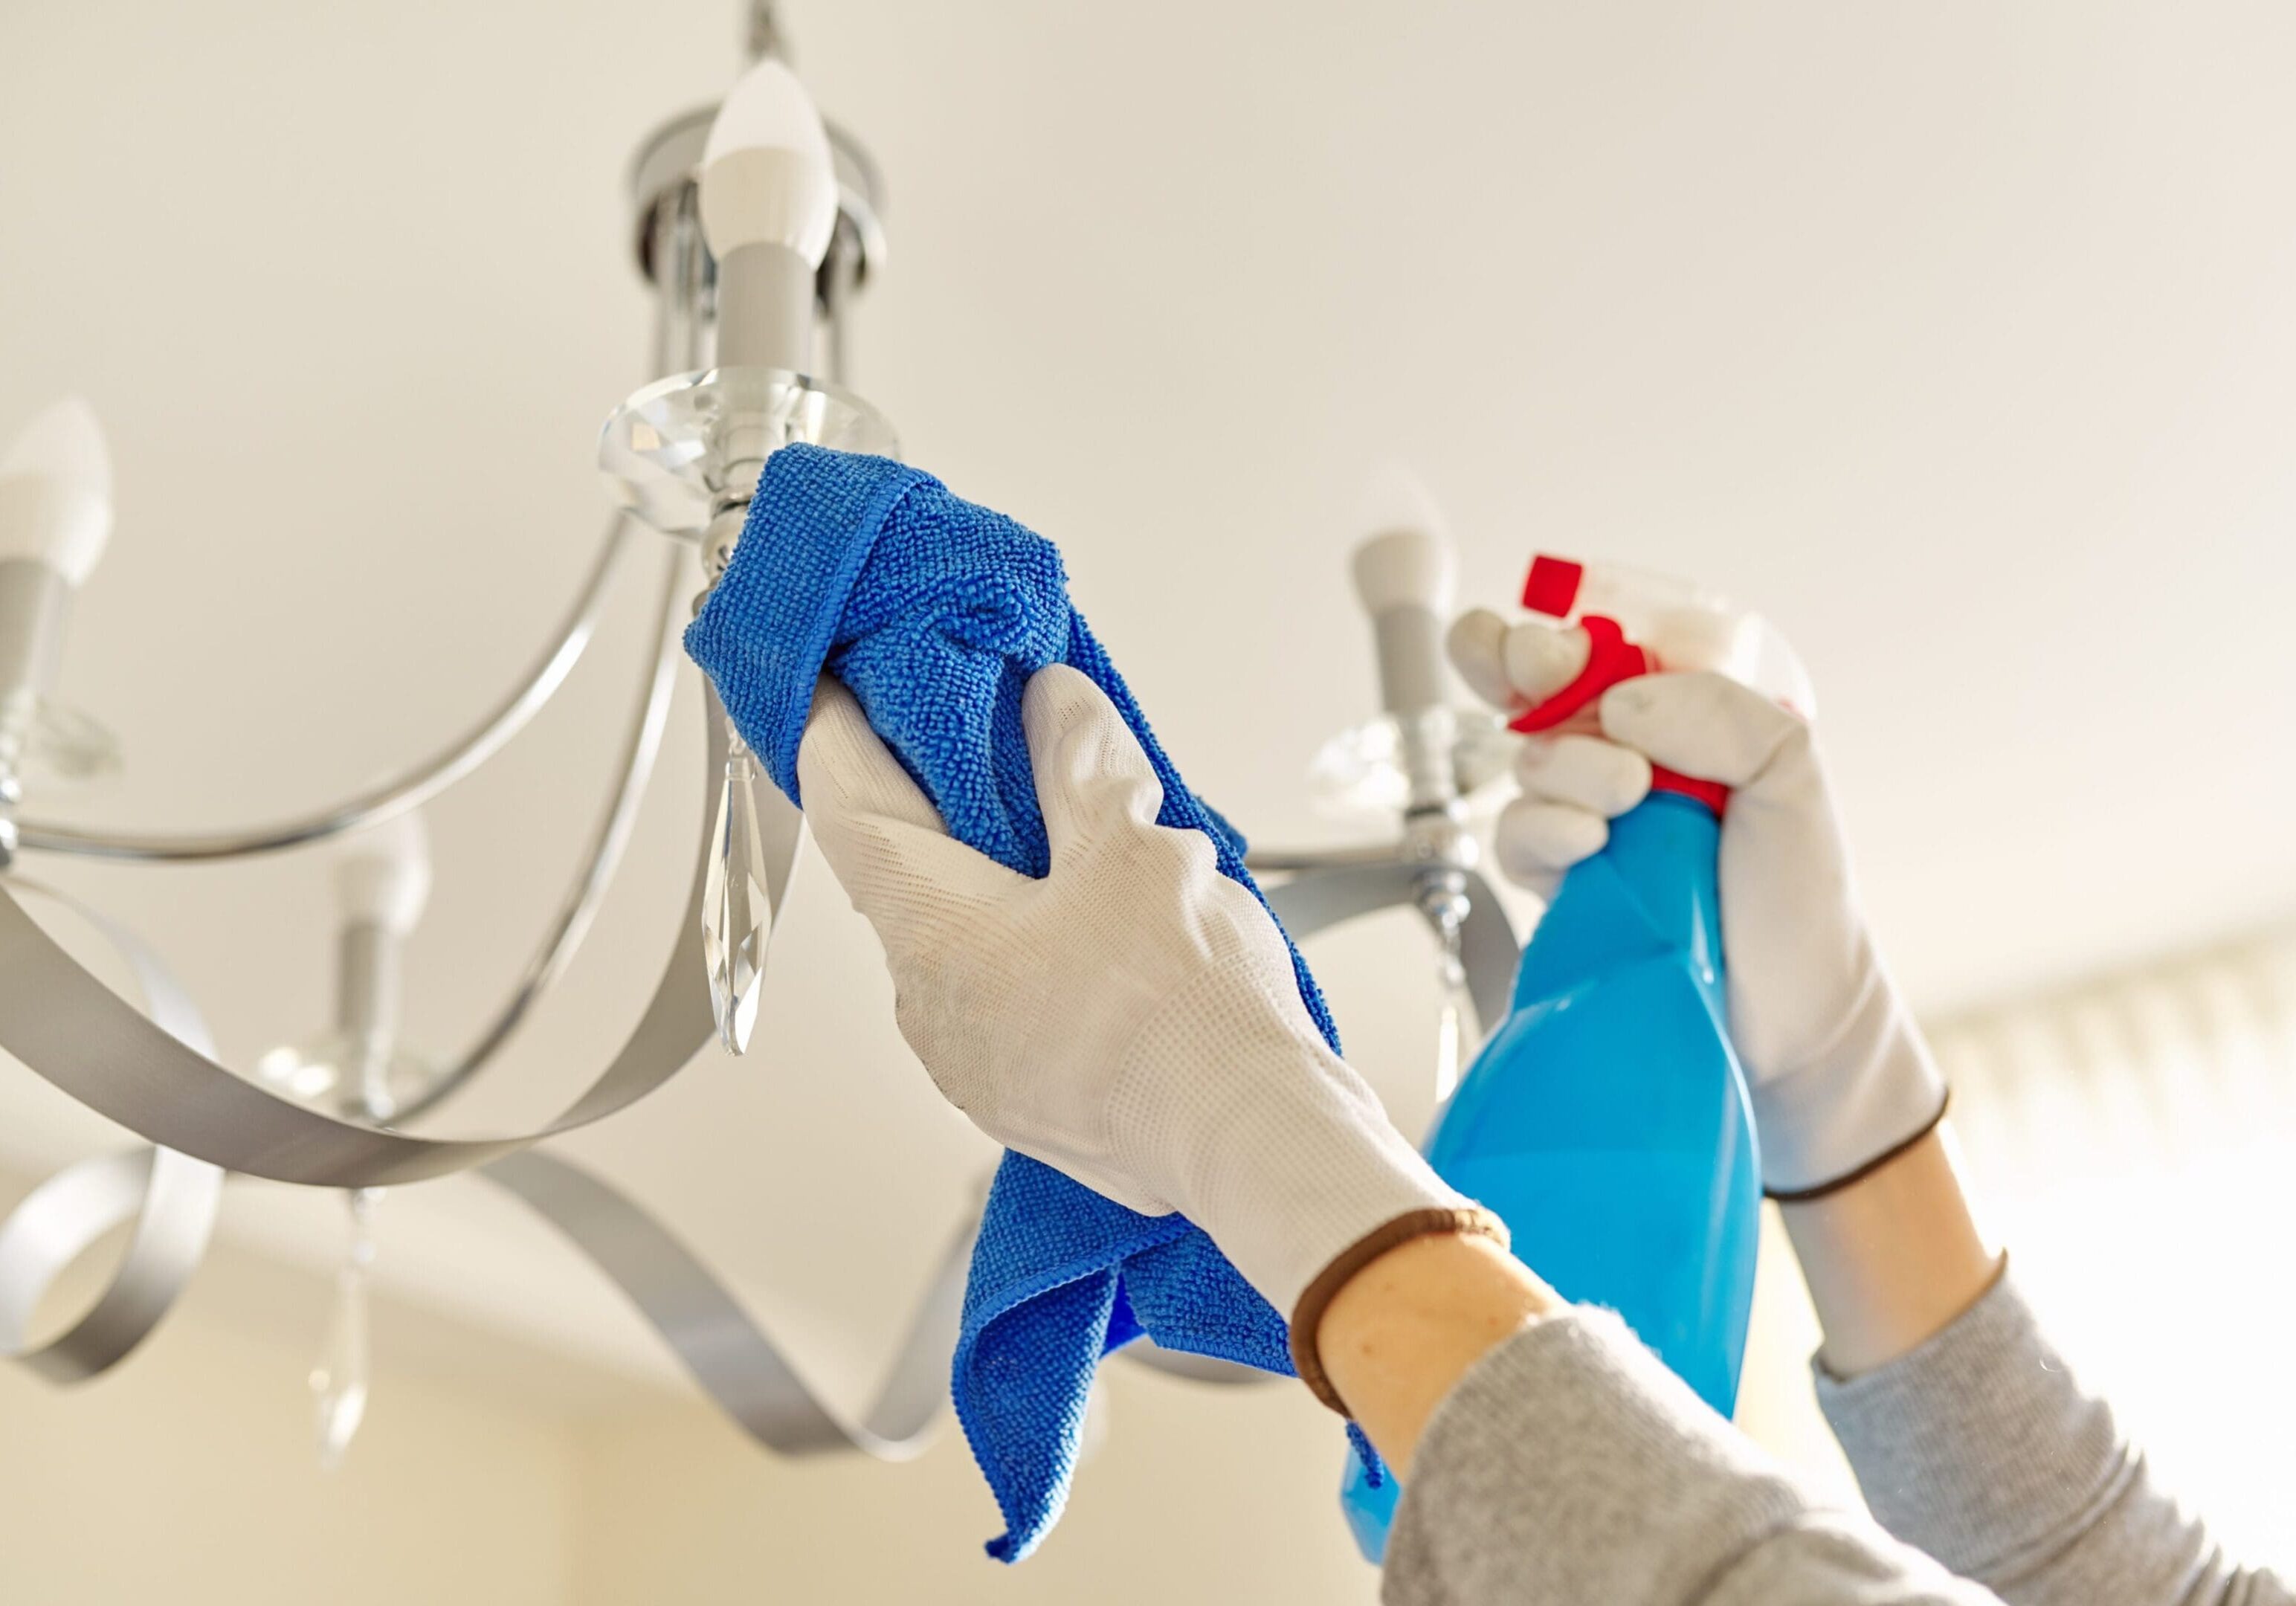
[1932,925,2296,1563]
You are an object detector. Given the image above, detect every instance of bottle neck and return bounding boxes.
[1649,765,1730,815]
[1512,792,1726,1010]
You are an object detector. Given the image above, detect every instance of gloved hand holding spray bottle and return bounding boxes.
[1339,549,1816,1561]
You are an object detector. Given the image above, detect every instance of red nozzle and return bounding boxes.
[1522,555,1585,619]
[1507,558,1729,815]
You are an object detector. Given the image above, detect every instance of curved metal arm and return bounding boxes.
[10,516,641,863]
[480,1149,970,1460]
[1266,860,1520,1037]
[1243,842,1408,874]
[0,882,223,1383]
[0,688,778,1187]
[394,540,691,1124]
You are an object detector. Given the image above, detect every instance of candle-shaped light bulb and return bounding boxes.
[1350,463,1457,622]
[1351,465,1458,723]
[1309,468,1517,821]
[699,57,839,267]
[335,810,432,936]
[1347,465,1466,817]
[255,812,439,1122]
[699,59,838,378]
[0,398,113,587]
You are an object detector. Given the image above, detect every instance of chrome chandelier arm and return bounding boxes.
[1243,842,1409,874]
[0,691,762,1187]
[1265,857,1419,938]
[394,539,691,1125]
[0,1147,219,1384]
[1265,859,1521,1036]
[0,880,223,1384]
[479,1149,972,1460]
[10,515,641,864]
[1452,866,1519,1036]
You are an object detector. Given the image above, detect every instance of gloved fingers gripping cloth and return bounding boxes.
[684,445,1461,1561]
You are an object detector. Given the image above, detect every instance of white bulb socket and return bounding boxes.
[1350,468,1460,728]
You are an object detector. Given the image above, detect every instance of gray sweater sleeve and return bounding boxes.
[1381,1309,2007,1606]
[1816,1272,2292,1606]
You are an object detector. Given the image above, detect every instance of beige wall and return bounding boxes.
[1,1288,1403,1605]
[563,1214,1847,1605]
[0,1210,1844,1606]
[9,1179,2277,1602]
[0,1276,577,1606]
[16,946,2296,1605]
[571,1357,1387,1605]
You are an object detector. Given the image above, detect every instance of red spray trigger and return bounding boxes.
[1506,615,1651,735]
[1505,556,1731,815]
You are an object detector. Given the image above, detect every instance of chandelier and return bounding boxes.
[0,9,1523,1471]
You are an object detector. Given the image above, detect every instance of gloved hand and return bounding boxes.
[1447,610,1948,1199]
[796,663,1497,1324]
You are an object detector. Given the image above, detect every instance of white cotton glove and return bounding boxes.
[1448,610,1949,1199]
[795,663,1495,1322]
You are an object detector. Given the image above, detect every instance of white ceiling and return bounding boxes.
[4,1,2295,1396]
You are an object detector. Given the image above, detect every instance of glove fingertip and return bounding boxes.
[1019,664,1135,771]
[797,675,950,838]
[1501,621,1592,707]
[1019,664,1167,845]
[1517,732,1654,819]
[1597,671,1804,790]
[1495,799,1608,886]
[1445,609,1515,712]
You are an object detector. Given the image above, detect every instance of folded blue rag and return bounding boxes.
[686,445,1358,1561]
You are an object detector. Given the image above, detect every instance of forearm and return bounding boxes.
[1315,1232,2005,1606]
[1816,1269,2293,1606]
[1353,1268,2003,1606]
[1778,1123,2002,1377]
[1790,1126,2291,1606]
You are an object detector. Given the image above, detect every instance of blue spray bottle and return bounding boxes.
[1341,554,1810,1563]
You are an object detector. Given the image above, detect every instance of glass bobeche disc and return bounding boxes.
[1309,706,1519,819]
[598,367,900,538]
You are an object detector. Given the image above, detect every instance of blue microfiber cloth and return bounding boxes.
[686,445,1376,1561]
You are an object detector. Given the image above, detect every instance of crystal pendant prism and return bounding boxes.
[703,728,771,1055]
[1433,941,1478,1103]
[1413,872,1483,1103]
[311,1189,378,1471]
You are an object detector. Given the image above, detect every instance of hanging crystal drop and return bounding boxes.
[703,726,770,1054]
[1432,924,1479,1103]
[312,1189,378,1470]
[1434,992,1462,1103]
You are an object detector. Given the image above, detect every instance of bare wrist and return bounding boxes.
[1288,1206,1509,1415]
[1311,1230,1562,1477]
[1779,1122,2003,1377]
